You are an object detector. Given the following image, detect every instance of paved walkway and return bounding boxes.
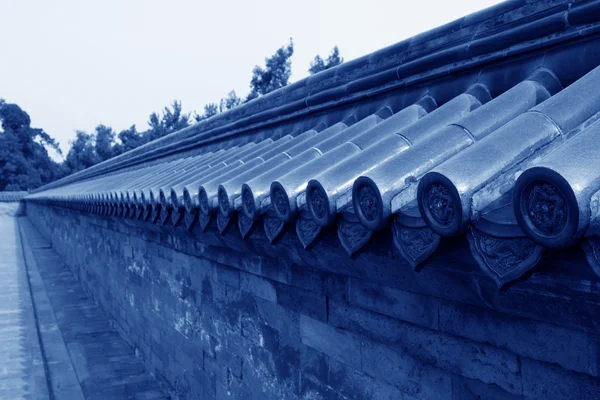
[0,208,48,400]
[0,204,169,400]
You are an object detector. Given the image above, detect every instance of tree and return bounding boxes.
[204,103,219,118]
[64,130,99,173]
[146,100,190,141]
[309,55,326,75]
[193,40,296,121]
[247,39,294,101]
[220,90,242,112]
[309,46,344,75]
[0,128,35,190]
[148,112,162,133]
[194,90,242,123]
[193,102,218,123]
[0,101,64,191]
[115,125,144,155]
[193,112,205,123]
[0,98,197,187]
[95,124,116,162]
[0,103,31,132]
[160,100,190,133]
[325,46,343,68]
[63,124,117,173]
[60,100,192,174]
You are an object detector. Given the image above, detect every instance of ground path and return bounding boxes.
[0,203,169,400]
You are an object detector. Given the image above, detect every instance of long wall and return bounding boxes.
[26,202,600,400]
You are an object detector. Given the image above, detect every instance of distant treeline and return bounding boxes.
[0,43,342,192]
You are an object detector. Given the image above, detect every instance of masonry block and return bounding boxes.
[214,287,257,331]
[328,359,406,400]
[289,264,317,293]
[314,270,349,302]
[215,374,253,400]
[122,244,134,259]
[300,374,339,400]
[240,271,277,303]
[277,284,327,322]
[241,343,300,399]
[299,315,361,370]
[522,357,600,400]
[348,278,440,330]
[361,340,452,400]
[214,263,240,289]
[254,297,302,349]
[440,301,600,377]
[243,254,292,285]
[329,298,522,395]
[299,344,329,386]
[451,374,523,400]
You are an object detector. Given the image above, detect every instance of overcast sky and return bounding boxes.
[0,0,502,157]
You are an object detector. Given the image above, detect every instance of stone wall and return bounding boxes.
[25,202,600,400]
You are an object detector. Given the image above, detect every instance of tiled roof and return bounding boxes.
[27,0,600,288]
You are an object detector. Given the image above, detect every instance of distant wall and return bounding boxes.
[0,191,28,202]
[26,202,600,400]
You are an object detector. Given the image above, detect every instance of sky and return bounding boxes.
[0,0,503,158]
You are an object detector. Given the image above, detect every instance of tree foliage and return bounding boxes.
[64,130,99,173]
[220,90,242,112]
[309,46,344,75]
[115,125,143,154]
[194,90,243,122]
[0,101,65,191]
[204,103,219,118]
[95,125,116,161]
[247,39,294,101]
[62,100,191,173]
[146,100,190,141]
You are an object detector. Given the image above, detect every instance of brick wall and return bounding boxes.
[25,202,600,400]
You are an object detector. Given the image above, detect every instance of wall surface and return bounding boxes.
[26,202,600,400]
